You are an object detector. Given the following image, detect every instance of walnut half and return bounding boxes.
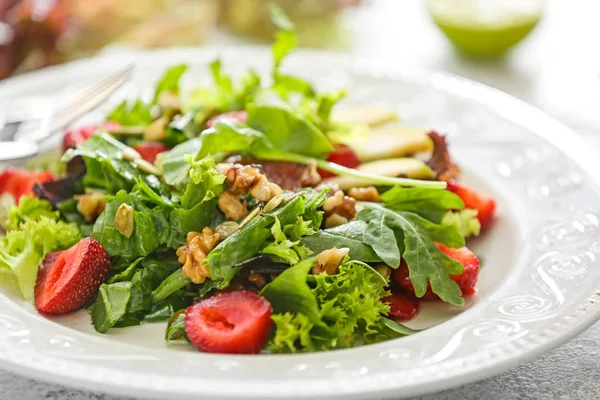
[312,247,350,275]
[177,227,221,284]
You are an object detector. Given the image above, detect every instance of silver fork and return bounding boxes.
[0,64,133,161]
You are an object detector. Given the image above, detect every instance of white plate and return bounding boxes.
[1,47,600,399]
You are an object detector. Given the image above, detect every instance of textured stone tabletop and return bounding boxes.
[2,321,600,399]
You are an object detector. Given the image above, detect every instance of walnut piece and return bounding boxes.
[249,176,283,202]
[324,213,348,228]
[323,190,356,227]
[177,227,221,284]
[299,161,321,187]
[312,247,350,275]
[114,204,134,238]
[218,190,248,221]
[76,193,106,223]
[348,186,381,202]
[219,163,283,203]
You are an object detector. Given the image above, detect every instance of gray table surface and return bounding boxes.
[2,1,600,399]
[2,321,599,400]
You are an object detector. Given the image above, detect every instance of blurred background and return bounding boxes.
[0,0,599,138]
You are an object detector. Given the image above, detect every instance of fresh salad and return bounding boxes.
[0,9,496,354]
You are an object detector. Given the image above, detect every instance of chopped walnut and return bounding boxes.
[114,204,134,238]
[75,193,106,223]
[348,186,381,202]
[177,227,221,284]
[299,161,321,187]
[249,176,283,202]
[218,190,248,221]
[218,163,284,203]
[312,247,350,275]
[322,190,356,228]
[222,164,262,195]
[323,191,357,219]
[325,213,349,228]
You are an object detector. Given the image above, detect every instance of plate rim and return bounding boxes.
[1,45,600,399]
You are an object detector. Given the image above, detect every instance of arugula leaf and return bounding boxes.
[301,220,381,262]
[153,64,188,103]
[357,204,465,306]
[246,104,333,157]
[381,186,464,222]
[90,282,132,333]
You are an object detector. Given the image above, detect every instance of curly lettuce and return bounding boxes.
[263,259,406,353]
[441,209,481,238]
[0,215,80,299]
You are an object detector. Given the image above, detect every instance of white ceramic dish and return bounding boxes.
[1,47,600,399]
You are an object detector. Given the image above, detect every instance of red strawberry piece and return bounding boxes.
[447,180,496,229]
[62,121,120,151]
[133,142,171,164]
[35,237,110,314]
[382,289,420,322]
[318,144,360,179]
[0,168,54,203]
[185,290,273,354]
[205,111,248,128]
[393,243,480,300]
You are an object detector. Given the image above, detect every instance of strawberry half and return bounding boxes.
[0,168,53,203]
[62,121,120,151]
[393,243,480,300]
[205,111,248,128]
[318,144,360,179]
[133,142,170,164]
[382,289,420,322]
[447,181,496,229]
[185,290,273,354]
[35,237,110,314]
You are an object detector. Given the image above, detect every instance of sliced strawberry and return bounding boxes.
[35,237,110,314]
[133,142,171,164]
[185,290,273,354]
[393,243,480,300]
[447,181,496,229]
[318,144,360,179]
[62,121,120,151]
[382,289,420,322]
[205,111,248,128]
[0,168,54,203]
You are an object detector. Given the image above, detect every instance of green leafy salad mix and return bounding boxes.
[0,7,493,355]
